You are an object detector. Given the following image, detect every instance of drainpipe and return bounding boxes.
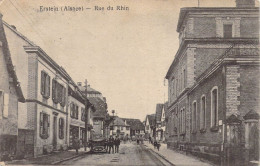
[222,65,227,166]
[84,80,88,151]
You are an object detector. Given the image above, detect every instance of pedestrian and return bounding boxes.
[108,135,114,154]
[149,136,151,144]
[153,140,157,150]
[157,141,161,151]
[104,138,108,152]
[73,136,80,154]
[137,136,140,144]
[114,136,120,153]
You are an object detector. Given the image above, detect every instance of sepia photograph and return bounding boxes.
[0,0,259,165]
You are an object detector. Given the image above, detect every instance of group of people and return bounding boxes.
[104,135,121,153]
[149,136,161,151]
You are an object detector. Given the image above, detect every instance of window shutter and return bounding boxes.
[70,103,73,117]
[47,114,50,136]
[46,75,50,97]
[41,71,45,95]
[59,118,61,138]
[52,79,56,100]
[3,93,9,118]
[40,112,43,135]
[0,92,3,120]
[61,86,66,107]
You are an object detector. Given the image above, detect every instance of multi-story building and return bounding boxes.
[0,15,25,160]
[144,114,155,139]
[165,0,259,164]
[122,118,145,137]
[3,20,71,157]
[78,83,109,139]
[67,83,95,148]
[109,116,130,139]
[155,104,166,141]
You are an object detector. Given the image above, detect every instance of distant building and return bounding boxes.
[165,0,259,164]
[144,114,155,139]
[122,118,145,137]
[109,116,130,139]
[155,104,166,141]
[78,83,109,139]
[0,14,25,160]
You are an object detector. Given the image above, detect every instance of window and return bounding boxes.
[182,108,185,133]
[200,95,206,129]
[211,87,218,127]
[81,108,85,122]
[223,24,232,38]
[183,69,186,88]
[192,101,197,132]
[70,103,79,119]
[41,71,50,98]
[59,118,64,139]
[126,126,130,130]
[0,92,9,119]
[40,112,50,139]
[52,79,66,106]
[121,127,123,130]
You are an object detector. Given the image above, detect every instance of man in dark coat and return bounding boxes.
[73,136,80,154]
[108,136,114,154]
[114,136,120,153]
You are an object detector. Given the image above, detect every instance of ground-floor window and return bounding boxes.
[40,112,50,139]
[59,118,65,139]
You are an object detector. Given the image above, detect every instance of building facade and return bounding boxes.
[122,118,145,137]
[109,116,130,139]
[2,20,74,157]
[155,104,166,141]
[0,15,25,160]
[165,0,259,164]
[144,114,155,139]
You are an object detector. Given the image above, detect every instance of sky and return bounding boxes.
[0,0,239,121]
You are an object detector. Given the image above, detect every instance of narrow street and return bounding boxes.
[60,142,172,166]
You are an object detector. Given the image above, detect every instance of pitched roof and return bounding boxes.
[110,116,129,126]
[0,16,25,102]
[122,118,145,130]
[147,114,156,126]
[155,104,164,122]
[78,85,101,94]
[88,97,107,119]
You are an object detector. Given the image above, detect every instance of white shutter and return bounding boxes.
[3,93,9,118]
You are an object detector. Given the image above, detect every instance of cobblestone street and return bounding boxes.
[60,142,172,166]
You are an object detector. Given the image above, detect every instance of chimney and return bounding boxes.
[77,82,82,86]
[236,0,255,8]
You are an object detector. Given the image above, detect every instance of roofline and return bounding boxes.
[177,7,259,33]
[3,21,36,46]
[0,19,25,102]
[165,38,259,79]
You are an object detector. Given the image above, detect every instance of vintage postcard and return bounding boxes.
[0,0,259,165]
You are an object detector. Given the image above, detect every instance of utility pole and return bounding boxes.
[112,110,115,136]
[84,79,88,151]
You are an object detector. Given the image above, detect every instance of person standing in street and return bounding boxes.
[73,136,80,154]
[114,136,120,153]
[108,136,114,154]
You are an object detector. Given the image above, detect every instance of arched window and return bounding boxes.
[192,101,197,132]
[211,87,218,127]
[200,95,206,129]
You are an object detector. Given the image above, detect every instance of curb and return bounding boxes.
[143,144,175,166]
[148,148,175,166]
[51,151,89,165]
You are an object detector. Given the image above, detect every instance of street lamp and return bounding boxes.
[112,110,115,135]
